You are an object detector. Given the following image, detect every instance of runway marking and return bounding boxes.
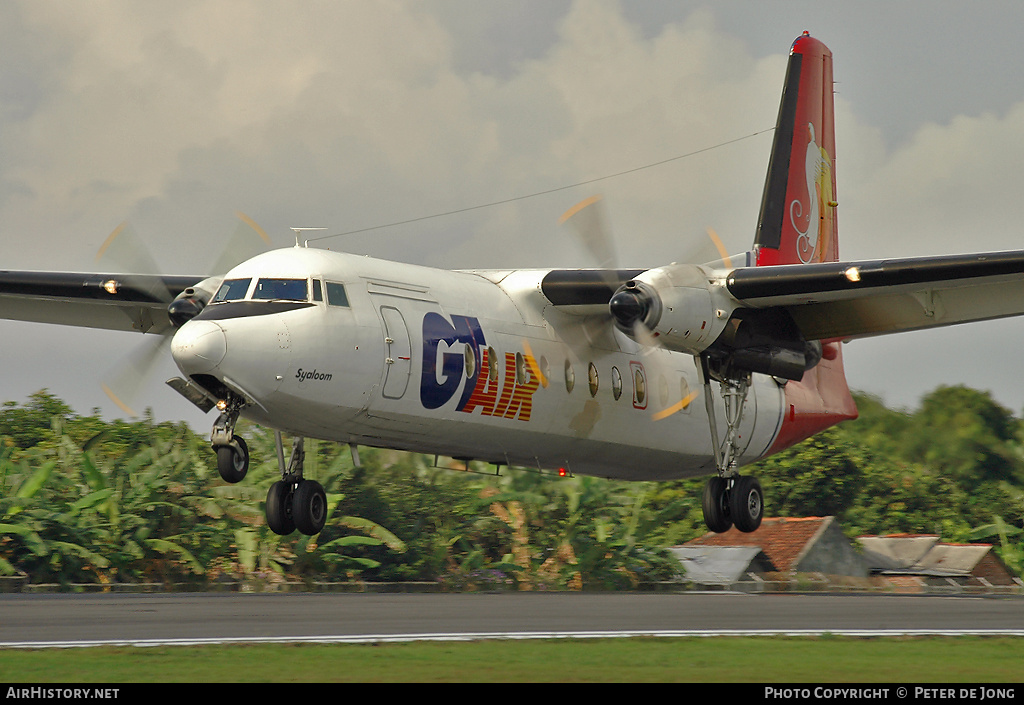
[5,629,1024,649]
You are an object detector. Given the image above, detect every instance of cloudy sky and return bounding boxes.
[3,0,1024,429]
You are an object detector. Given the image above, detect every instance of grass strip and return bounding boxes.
[1,636,1022,683]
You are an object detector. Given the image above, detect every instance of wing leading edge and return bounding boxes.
[0,271,203,335]
[726,249,1024,342]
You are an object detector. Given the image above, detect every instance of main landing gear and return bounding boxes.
[210,401,328,536]
[698,356,765,534]
[264,434,328,536]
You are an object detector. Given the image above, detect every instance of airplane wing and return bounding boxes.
[725,249,1024,341]
[0,270,204,335]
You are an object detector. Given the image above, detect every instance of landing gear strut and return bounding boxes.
[264,433,328,537]
[699,355,764,534]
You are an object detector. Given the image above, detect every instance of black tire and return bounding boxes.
[702,476,732,533]
[292,480,328,536]
[266,481,295,536]
[732,476,764,533]
[216,435,249,483]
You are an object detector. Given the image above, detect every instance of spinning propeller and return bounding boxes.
[558,195,736,420]
[96,213,272,416]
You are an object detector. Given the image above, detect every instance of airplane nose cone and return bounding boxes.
[171,320,227,375]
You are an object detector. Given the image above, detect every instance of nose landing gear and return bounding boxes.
[212,402,249,483]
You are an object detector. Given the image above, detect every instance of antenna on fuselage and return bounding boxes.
[289,227,327,247]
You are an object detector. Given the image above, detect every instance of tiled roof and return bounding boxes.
[685,517,832,573]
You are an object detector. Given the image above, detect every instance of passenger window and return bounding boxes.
[488,347,499,382]
[634,368,646,406]
[326,282,350,307]
[212,278,251,302]
[253,278,308,301]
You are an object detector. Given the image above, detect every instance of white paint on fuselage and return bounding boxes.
[172,247,785,481]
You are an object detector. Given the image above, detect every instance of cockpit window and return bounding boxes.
[252,278,309,301]
[326,282,350,307]
[212,278,251,302]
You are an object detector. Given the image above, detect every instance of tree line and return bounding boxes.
[1,385,1022,589]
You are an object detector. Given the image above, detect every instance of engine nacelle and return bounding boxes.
[167,276,223,328]
[609,264,823,380]
[609,264,733,356]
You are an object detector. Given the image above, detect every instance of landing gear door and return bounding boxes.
[379,306,411,399]
[737,379,757,458]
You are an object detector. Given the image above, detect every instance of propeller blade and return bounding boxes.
[557,194,711,421]
[95,222,173,304]
[706,227,733,269]
[94,212,273,415]
[631,320,701,421]
[670,226,738,269]
[209,211,274,276]
[652,389,701,421]
[101,335,170,417]
[560,195,617,271]
[521,339,549,389]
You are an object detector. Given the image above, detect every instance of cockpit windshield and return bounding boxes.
[252,278,309,301]
[211,278,252,302]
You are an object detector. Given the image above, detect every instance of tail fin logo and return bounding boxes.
[790,122,834,264]
[755,34,839,267]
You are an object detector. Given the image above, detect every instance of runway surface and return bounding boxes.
[2,592,1024,648]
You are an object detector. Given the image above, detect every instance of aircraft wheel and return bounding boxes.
[266,481,296,536]
[292,480,328,536]
[216,435,249,483]
[732,476,764,533]
[702,476,732,533]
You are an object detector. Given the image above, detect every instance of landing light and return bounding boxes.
[102,279,119,295]
[216,399,228,412]
[844,267,861,283]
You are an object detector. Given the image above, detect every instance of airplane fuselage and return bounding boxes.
[171,246,786,480]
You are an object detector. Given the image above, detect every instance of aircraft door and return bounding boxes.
[379,305,412,399]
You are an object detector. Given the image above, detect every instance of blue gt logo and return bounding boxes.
[420,312,541,421]
[420,312,485,410]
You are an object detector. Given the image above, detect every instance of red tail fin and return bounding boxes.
[754,32,838,266]
[755,34,857,455]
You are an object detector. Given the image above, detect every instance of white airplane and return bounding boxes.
[4,33,1024,537]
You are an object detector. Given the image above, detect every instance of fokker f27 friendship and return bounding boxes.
[4,33,1024,536]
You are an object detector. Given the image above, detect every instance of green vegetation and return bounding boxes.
[1,636,1022,682]
[1,385,1023,589]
